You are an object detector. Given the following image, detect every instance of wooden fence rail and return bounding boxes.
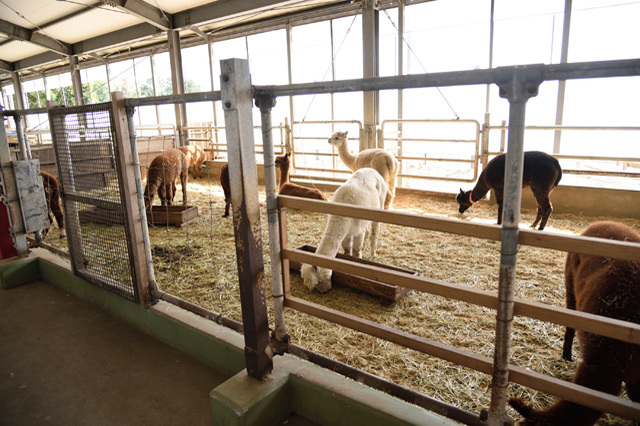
[278,194,640,420]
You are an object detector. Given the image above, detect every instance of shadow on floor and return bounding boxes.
[0,280,228,426]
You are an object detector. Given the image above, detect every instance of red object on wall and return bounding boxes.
[0,203,15,259]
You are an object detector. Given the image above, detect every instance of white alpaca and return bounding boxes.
[301,168,388,293]
[328,131,399,209]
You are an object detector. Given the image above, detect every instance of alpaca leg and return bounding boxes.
[532,190,553,230]
[351,232,366,258]
[495,192,504,225]
[516,362,622,426]
[50,195,65,238]
[563,258,577,360]
[181,172,188,205]
[342,236,353,256]
[531,206,543,229]
[160,183,169,206]
[384,176,397,210]
[224,197,231,217]
[369,222,379,257]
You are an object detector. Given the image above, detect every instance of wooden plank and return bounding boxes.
[221,58,272,378]
[111,92,151,307]
[513,299,640,346]
[289,245,412,302]
[509,365,640,420]
[285,296,494,375]
[278,195,640,262]
[283,247,499,309]
[284,247,640,345]
[284,296,640,420]
[278,205,291,296]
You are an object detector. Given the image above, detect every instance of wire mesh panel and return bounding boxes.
[48,103,138,302]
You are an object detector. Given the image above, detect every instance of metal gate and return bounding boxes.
[48,101,148,304]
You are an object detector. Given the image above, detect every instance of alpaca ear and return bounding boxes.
[459,188,465,194]
[344,131,348,137]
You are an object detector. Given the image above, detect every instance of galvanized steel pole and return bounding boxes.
[484,66,542,426]
[256,93,290,353]
[220,58,273,379]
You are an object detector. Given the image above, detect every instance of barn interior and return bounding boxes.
[1,1,640,425]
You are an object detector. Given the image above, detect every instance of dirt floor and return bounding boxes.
[42,179,640,425]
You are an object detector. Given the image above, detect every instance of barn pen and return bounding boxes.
[2,55,640,426]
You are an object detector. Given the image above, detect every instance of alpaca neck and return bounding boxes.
[277,162,290,189]
[336,140,358,172]
[316,217,349,257]
[471,171,492,202]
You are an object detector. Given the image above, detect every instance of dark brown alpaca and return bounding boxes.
[456,151,562,230]
[275,153,327,201]
[40,171,65,238]
[509,221,640,425]
[178,144,209,179]
[220,163,231,217]
[143,149,188,210]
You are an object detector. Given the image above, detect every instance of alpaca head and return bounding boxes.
[456,188,473,214]
[328,131,348,149]
[274,152,290,168]
[301,264,332,293]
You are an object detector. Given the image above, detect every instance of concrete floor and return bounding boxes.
[0,279,228,426]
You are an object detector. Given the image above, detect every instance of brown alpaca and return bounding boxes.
[275,153,327,201]
[328,131,398,209]
[178,144,209,179]
[456,151,562,230]
[220,163,231,217]
[144,149,189,210]
[509,221,640,425]
[40,171,65,238]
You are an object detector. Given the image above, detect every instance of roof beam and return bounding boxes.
[0,59,13,73]
[74,22,163,56]
[102,0,172,31]
[173,0,314,28]
[0,19,71,56]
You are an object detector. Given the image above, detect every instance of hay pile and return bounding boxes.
[44,179,639,425]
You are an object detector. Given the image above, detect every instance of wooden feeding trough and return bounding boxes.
[77,205,198,227]
[288,245,413,302]
[146,205,198,227]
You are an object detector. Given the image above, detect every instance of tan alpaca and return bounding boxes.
[328,131,398,209]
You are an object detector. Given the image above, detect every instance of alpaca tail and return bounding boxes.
[552,156,563,187]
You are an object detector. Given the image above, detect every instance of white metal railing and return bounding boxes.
[290,120,364,183]
[184,123,288,162]
[380,119,482,185]
[487,124,640,180]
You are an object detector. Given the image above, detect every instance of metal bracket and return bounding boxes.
[254,93,277,112]
[495,64,544,104]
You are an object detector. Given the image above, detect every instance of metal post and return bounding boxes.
[13,115,29,161]
[256,93,290,354]
[70,56,84,106]
[362,0,379,150]
[484,66,542,426]
[168,30,188,146]
[553,0,573,154]
[220,58,273,379]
